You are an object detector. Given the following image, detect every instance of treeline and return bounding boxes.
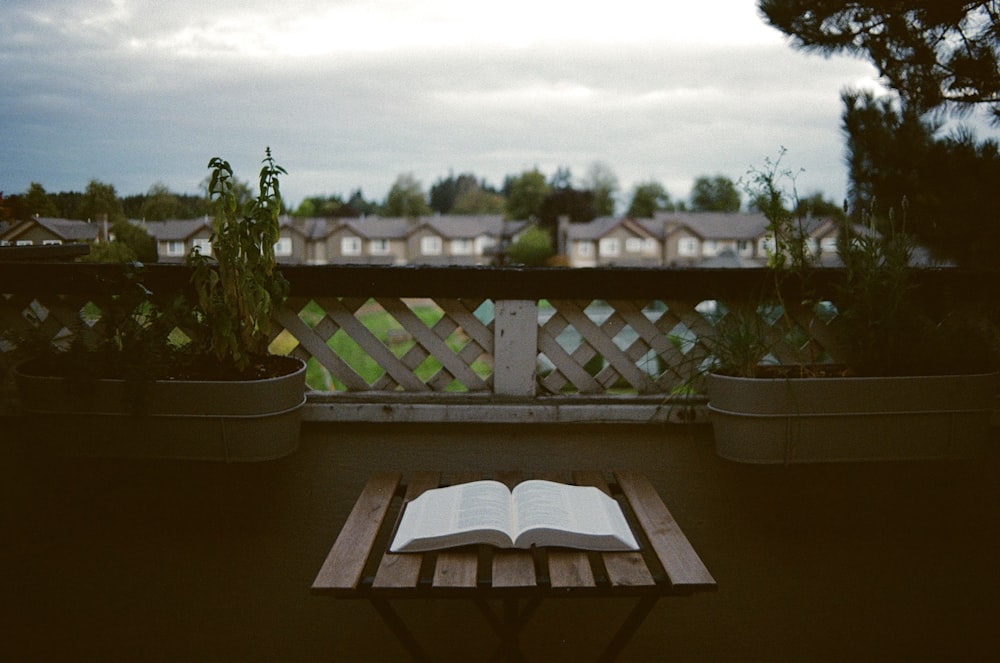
[3,162,777,225]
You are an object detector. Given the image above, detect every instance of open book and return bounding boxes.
[389,479,639,553]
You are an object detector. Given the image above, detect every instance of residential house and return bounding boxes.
[4,211,857,268]
[408,215,508,266]
[652,212,771,267]
[143,217,302,264]
[301,215,525,266]
[0,217,100,246]
[561,216,663,267]
[322,217,410,265]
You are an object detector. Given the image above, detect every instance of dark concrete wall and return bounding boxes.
[4,421,998,661]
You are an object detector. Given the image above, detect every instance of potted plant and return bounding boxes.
[704,152,998,463]
[14,148,306,461]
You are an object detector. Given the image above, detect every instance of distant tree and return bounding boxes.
[549,166,574,189]
[690,175,741,212]
[292,194,353,218]
[503,168,551,220]
[76,180,127,224]
[794,191,846,221]
[627,180,674,218]
[345,189,379,216]
[23,182,60,218]
[538,187,598,226]
[582,161,620,216]
[137,183,185,221]
[760,0,1000,121]
[451,184,505,215]
[0,192,12,223]
[430,172,504,214]
[505,224,554,266]
[384,173,430,217]
[80,219,157,263]
[50,191,85,219]
[430,172,474,213]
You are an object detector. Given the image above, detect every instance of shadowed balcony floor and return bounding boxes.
[3,419,999,661]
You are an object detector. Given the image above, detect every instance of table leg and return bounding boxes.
[477,597,542,662]
[598,594,659,662]
[370,597,428,663]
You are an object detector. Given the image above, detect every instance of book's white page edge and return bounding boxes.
[511,480,640,551]
[389,479,514,552]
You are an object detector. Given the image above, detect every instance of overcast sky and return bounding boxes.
[3,0,894,212]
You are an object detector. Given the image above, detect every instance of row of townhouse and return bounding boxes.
[144,215,530,266]
[3,211,858,267]
[561,211,842,267]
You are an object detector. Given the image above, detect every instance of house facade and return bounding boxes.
[560,212,848,269]
[4,212,851,267]
[0,217,100,246]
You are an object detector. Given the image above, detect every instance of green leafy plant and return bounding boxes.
[701,149,999,380]
[695,148,820,379]
[189,148,290,373]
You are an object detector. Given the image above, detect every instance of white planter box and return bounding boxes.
[708,372,998,464]
[14,356,307,462]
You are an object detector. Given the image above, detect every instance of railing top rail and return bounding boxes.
[3,262,997,301]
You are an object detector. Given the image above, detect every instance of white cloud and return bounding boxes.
[1,0,905,210]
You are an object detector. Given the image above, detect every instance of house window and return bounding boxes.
[274,237,293,257]
[369,239,390,255]
[598,238,620,256]
[625,237,643,253]
[737,239,752,256]
[421,236,442,255]
[191,238,212,256]
[677,237,699,257]
[820,237,838,254]
[474,235,494,254]
[42,239,63,246]
[576,241,594,258]
[165,241,185,256]
[450,238,473,255]
[702,240,719,257]
[341,236,362,256]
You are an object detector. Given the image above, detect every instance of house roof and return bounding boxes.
[142,216,305,241]
[422,215,506,239]
[0,217,100,242]
[333,215,516,241]
[654,212,771,240]
[565,216,659,241]
[142,218,211,241]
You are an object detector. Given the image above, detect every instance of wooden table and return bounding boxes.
[312,470,716,662]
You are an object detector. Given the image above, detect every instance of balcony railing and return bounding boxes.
[2,263,997,422]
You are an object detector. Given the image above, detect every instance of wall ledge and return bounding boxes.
[302,391,709,424]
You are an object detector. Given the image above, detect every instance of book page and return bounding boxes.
[389,480,514,552]
[511,480,639,551]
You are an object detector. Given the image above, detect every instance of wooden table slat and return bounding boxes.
[534,471,596,590]
[614,470,716,588]
[492,549,537,588]
[312,472,402,592]
[573,470,655,588]
[430,471,481,589]
[372,471,441,590]
[547,549,596,588]
[433,549,480,588]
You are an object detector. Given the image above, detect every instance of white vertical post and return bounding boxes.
[493,299,538,398]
